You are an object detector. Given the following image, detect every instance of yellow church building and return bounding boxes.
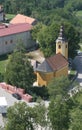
[35,25,68,86]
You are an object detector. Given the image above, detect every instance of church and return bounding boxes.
[35,26,69,86]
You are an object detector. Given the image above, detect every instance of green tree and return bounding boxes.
[4,101,48,130]
[48,98,70,130]
[47,76,70,99]
[32,22,80,58]
[5,46,36,91]
[33,100,48,129]
[5,102,35,130]
[70,107,82,130]
[32,22,59,57]
[64,22,80,58]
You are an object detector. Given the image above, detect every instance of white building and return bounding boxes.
[0,23,36,55]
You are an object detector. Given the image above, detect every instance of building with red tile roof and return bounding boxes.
[0,23,36,55]
[10,14,37,25]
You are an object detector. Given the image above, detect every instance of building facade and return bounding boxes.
[0,23,36,55]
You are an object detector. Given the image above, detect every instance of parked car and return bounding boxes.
[12,93,21,100]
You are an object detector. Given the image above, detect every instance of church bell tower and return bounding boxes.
[56,25,68,59]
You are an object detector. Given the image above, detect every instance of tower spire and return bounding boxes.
[57,25,66,42]
[56,25,68,59]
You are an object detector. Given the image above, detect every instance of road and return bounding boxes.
[73,55,82,86]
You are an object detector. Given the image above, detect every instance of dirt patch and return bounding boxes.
[27,49,45,63]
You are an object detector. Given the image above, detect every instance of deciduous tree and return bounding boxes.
[5,102,35,130]
[5,44,36,91]
[47,76,70,99]
[48,98,70,130]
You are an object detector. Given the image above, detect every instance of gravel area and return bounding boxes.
[27,49,45,63]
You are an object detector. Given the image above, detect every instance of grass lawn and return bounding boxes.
[79,43,82,51]
[6,14,15,20]
[0,55,9,74]
[68,69,76,80]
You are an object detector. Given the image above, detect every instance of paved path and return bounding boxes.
[73,55,82,86]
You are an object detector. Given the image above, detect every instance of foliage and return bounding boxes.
[48,98,70,130]
[70,107,82,130]
[1,0,81,26]
[32,22,59,57]
[33,101,48,129]
[32,22,80,58]
[5,102,35,130]
[5,44,36,92]
[47,76,71,99]
[64,22,80,58]
[29,86,49,100]
[5,101,48,130]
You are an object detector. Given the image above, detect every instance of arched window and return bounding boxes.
[59,45,61,49]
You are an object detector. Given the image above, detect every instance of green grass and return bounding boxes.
[68,69,76,80]
[76,10,82,17]
[79,43,82,51]
[0,55,9,74]
[70,70,76,75]
[6,14,15,20]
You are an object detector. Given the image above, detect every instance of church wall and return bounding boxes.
[36,65,68,86]
[55,65,68,77]
[37,72,54,86]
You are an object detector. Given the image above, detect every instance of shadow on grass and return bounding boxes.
[0,54,8,61]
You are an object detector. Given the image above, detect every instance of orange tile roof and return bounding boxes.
[36,53,68,72]
[10,14,36,25]
[0,23,32,37]
[46,53,68,71]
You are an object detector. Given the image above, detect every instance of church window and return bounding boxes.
[59,45,61,49]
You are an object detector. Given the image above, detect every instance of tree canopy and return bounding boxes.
[5,102,35,130]
[5,101,48,130]
[5,45,36,92]
[32,22,80,58]
[47,76,71,99]
[48,98,70,130]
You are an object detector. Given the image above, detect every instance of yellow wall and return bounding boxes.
[36,65,68,86]
[55,65,68,77]
[56,42,68,59]
[37,72,54,86]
